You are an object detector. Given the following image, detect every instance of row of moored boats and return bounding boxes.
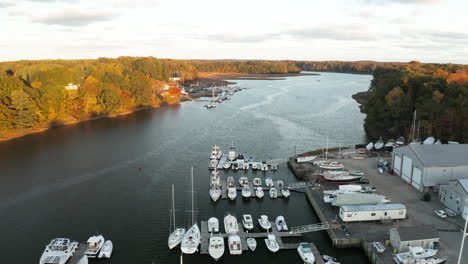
[209,144,279,171]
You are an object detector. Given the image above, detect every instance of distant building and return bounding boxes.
[64,83,79,91]
[439,179,468,220]
[392,144,468,192]
[339,204,406,222]
[389,225,439,252]
[170,77,181,81]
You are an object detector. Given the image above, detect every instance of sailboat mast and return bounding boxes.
[191,167,194,225]
[412,110,417,140]
[325,135,329,160]
[172,184,176,231]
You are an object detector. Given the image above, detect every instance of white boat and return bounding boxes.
[209,159,218,170]
[209,187,221,202]
[275,216,288,231]
[210,169,220,186]
[39,238,78,264]
[98,240,113,259]
[242,185,251,198]
[319,161,344,170]
[227,142,237,161]
[269,187,278,198]
[228,234,242,255]
[385,139,395,148]
[227,176,235,187]
[297,155,317,163]
[224,214,239,234]
[374,137,384,150]
[281,188,290,198]
[223,162,231,170]
[258,215,271,230]
[395,246,438,261]
[239,176,249,186]
[181,168,200,254]
[297,242,315,264]
[210,145,222,160]
[242,214,254,231]
[232,162,239,170]
[264,234,279,253]
[208,217,219,233]
[323,255,339,263]
[255,187,264,198]
[365,142,374,151]
[238,160,244,170]
[396,136,405,145]
[257,162,263,170]
[434,139,442,144]
[252,162,258,170]
[271,163,278,170]
[253,177,262,186]
[168,185,186,250]
[228,187,237,200]
[261,162,269,171]
[423,137,436,145]
[85,235,105,258]
[246,237,257,251]
[208,236,225,261]
[265,177,274,187]
[243,162,249,170]
[323,171,362,183]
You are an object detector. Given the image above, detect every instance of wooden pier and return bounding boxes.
[68,244,87,264]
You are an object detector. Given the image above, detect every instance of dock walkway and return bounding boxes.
[68,244,86,264]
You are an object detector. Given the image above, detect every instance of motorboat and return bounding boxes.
[255,187,264,198]
[258,215,271,231]
[423,137,436,145]
[318,161,344,170]
[168,185,185,249]
[242,214,254,231]
[228,234,242,255]
[227,143,237,161]
[365,142,374,151]
[434,139,442,144]
[237,153,245,161]
[209,159,218,170]
[224,214,239,234]
[297,242,315,264]
[228,187,237,200]
[223,162,231,170]
[252,162,258,170]
[265,177,274,187]
[210,145,222,160]
[39,238,78,264]
[239,176,249,186]
[261,162,269,171]
[238,160,244,170]
[210,169,220,186]
[181,168,200,254]
[264,234,279,253]
[243,162,250,170]
[208,236,225,261]
[277,180,284,189]
[281,188,290,198]
[227,176,235,187]
[246,237,257,251]
[385,139,395,148]
[253,177,262,186]
[257,162,263,170]
[209,187,221,202]
[208,217,219,233]
[323,255,339,263]
[242,185,252,198]
[275,216,288,231]
[374,137,384,150]
[323,171,362,183]
[396,136,405,145]
[232,162,238,170]
[397,246,438,260]
[271,163,278,171]
[394,258,446,264]
[85,235,105,258]
[269,187,278,198]
[98,240,113,259]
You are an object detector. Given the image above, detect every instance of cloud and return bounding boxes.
[203,33,279,43]
[32,8,117,26]
[0,2,15,8]
[364,0,440,4]
[287,24,377,41]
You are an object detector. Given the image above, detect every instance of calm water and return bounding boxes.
[0,72,372,264]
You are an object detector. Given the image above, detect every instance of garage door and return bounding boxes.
[412,167,422,190]
[402,155,412,183]
[394,155,402,175]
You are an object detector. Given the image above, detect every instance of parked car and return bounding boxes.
[434,210,447,218]
[373,242,385,253]
[359,178,370,184]
[444,208,456,217]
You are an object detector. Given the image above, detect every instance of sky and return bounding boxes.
[0,0,467,63]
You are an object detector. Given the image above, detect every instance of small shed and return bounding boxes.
[339,204,406,222]
[389,225,440,252]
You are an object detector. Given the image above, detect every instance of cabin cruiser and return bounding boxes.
[395,246,438,264]
[239,176,249,186]
[265,177,274,187]
[242,214,254,231]
[85,235,105,258]
[224,214,239,234]
[246,237,257,251]
[271,163,278,171]
[258,215,271,230]
[385,139,396,148]
[253,177,262,186]
[168,228,186,249]
[227,144,237,161]
[269,187,278,198]
[98,240,113,259]
[252,162,258,170]
[223,162,231,170]
[209,236,225,261]
[318,161,344,170]
[210,187,221,202]
[227,176,235,187]
[242,185,252,198]
[228,234,242,255]
[297,243,315,264]
[208,217,219,233]
[209,159,218,170]
[281,188,290,198]
[275,216,288,231]
[255,187,264,198]
[374,137,384,149]
[181,224,200,254]
[210,145,222,160]
[39,238,79,264]
[264,235,279,253]
[323,171,362,183]
[210,169,220,186]
[228,187,237,200]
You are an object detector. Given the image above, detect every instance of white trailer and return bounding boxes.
[339,204,406,222]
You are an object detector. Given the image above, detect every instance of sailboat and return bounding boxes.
[181,168,200,254]
[168,185,186,249]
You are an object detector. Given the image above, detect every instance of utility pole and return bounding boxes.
[457,214,468,264]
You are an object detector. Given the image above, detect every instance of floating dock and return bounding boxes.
[68,244,87,264]
[219,179,288,199]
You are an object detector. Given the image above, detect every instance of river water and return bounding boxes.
[0,72,372,264]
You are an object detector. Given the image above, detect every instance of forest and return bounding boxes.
[0,58,466,142]
[357,61,468,143]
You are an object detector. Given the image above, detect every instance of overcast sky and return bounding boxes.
[1,0,467,63]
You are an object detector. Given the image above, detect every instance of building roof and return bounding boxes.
[332,193,384,206]
[457,179,468,193]
[341,203,406,212]
[394,225,439,241]
[395,144,468,167]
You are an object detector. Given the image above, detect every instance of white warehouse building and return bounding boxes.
[392,144,468,192]
[339,204,407,222]
[439,179,468,220]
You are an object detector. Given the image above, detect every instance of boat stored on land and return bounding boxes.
[98,240,113,259]
[208,217,219,233]
[247,237,257,251]
[258,215,271,231]
[85,235,105,258]
[374,138,384,150]
[228,234,242,255]
[396,136,405,145]
[366,142,374,151]
[224,214,239,234]
[319,161,344,170]
[275,216,288,231]
[264,234,279,253]
[323,171,362,183]
[297,242,315,264]
[242,214,254,231]
[209,236,225,261]
[39,238,79,264]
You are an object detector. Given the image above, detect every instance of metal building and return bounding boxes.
[389,225,439,252]
[439,179,468,220]
[339,204,406,222]
[391,144,468,192]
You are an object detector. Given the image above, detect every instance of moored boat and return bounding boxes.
[264,234,279,253]
[209,159,218,170]
[224,214,239,234]
[297,242,315,264]
[255,187,264,198]
[227,176,235,187]
[98,240,113,259]
[265,177,274,187]
[228,187,237,200]
[253,177,262,186]
[223,162,231,170]
[239,176,249,186]
[275,216,288,231]
[252,162,258,170]
[269,187,278,198]
[242,185,251,198]
[181,168,200,254]
[271,163,278,171]
[374,137,384,150]
[85,235,105,258]
[228,234,242,255]
[210,169,220,186]
[39,238,78,264]
[227,143,237,161]
[210,145,222,160]
[209,236,225,261]
[168,185,186,250]
[209,187,221,202]
[208,217,219,233]
[258,215,271,231]
[242,214,254,231]
[246,237,257,251]
[281,188,290,198]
